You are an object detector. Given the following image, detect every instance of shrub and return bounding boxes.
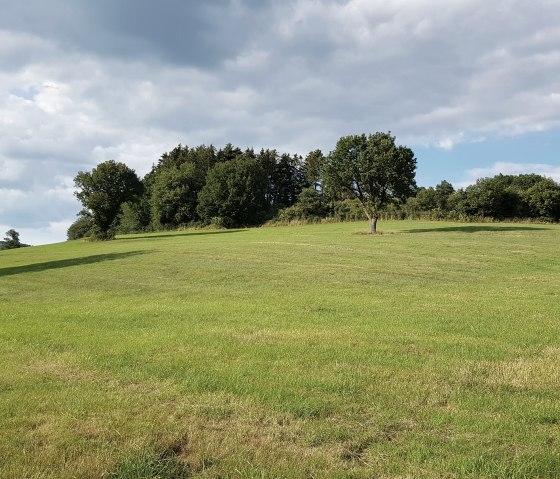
[67,214,95,240]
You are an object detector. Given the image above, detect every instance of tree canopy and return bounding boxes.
[197,155,269,227]
[303,149,325,191]
[324,132,416,233]
[68,136,560,241]
[74,160,142,239]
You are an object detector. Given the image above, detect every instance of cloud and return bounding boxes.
[0,158,26,181]
[0,220,72,246]
[0,0,271,68]
[1,0,560,243]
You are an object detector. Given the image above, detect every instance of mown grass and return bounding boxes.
[1,220,559,478]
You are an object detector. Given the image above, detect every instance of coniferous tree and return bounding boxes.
[304,149,325,191]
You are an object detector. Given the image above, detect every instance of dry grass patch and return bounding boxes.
[462,347,560,392]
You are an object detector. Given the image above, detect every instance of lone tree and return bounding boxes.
[325,132,416,233]
[74,160,142,240]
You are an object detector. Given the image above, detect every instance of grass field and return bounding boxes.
[1,220,559,478]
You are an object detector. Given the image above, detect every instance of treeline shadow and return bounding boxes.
[404,225,547,234]
[0,251,147,278]
[117,229,247,241]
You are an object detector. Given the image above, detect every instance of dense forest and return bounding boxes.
[68,135,560,240]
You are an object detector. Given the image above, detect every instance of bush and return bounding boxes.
[331,199,367,221]
[276,188,330,222]
[67,214,95,240]
[87,224,115,241]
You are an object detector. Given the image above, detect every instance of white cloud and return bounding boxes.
[0,187,27,213]
[34,81,74,114]
[1,2,560,243]
[437,138,456,151]
[225,49,270,72]
[0,220,71,246]
[0,158,26,181]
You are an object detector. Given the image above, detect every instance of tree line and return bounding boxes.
[404,174,560,222]
[69,132,560,240]
[70,143,314,240]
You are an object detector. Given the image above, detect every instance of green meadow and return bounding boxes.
[1,220,559,479]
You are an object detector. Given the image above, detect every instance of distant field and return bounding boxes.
[1,220,559,479]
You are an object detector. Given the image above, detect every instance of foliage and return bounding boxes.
[330,198,368,221]
[524,178,560,221]
[324,132,416,232]
[303,149,325,190]
[270,153,305,209]
[150,162,205,229]
[0,229,29,250]
[415,180,454,211]
[74,160,142,239]
[197,155,270,227]
[69,141,559,241]
[142,144,219,231]
[67,211,95,240]
[116,199,151,234]
[149,144,218,178]
[400,174,560,223]
[256,148,278,207]
[463,177,521,218]
[216,142,242,162]
[435,179,454,197]
[277,188,330,222]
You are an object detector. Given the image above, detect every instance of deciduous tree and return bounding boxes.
[74,160,142,240]
[325,132,416,233]
[525,179,560,221]
[150,162,205,228]
[197,156,269,227]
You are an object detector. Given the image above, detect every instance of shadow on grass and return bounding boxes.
[117,229,247,241]
[404,225,547,234]
[0,251,147,277]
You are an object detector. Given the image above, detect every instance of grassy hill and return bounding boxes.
[1,220,559,478]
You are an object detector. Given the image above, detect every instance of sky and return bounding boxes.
[1,0,560,246]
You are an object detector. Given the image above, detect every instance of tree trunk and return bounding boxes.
[370,215,378,234]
